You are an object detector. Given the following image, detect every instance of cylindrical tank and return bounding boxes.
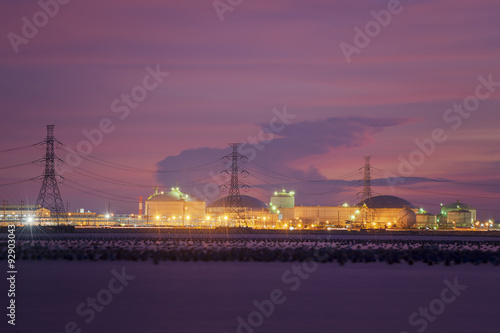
[448,210,472,227]
[397,207,416,228]
[416,213,436,228]
[270,189,295,208]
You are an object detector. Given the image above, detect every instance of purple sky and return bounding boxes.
[1,0,499,216]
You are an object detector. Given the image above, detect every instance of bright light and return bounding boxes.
[27,217,33,224]
[156,215,160,220]
[290,191,295,195]
[342,203,349,207]
[351,215,355,220]
[105,214,110,219]
[186,215,190,220]
[224,216,228,220]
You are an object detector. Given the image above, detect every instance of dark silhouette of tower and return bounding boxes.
[221,143,248,214]
[362,156,373,201]
[36,125,65,219]
[356,156,375,226]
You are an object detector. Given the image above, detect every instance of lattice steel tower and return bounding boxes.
[362,156,373,201]
[36,125,65,217]
[221,143,249,214]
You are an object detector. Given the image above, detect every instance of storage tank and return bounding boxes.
[145,187,205,222]
[270,189,295,208]
[397,207,416,228]
[416,213,437,228]
[441,201,476,224]
[447,210,472,228]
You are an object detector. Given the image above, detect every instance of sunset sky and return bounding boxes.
[1,0,499,216]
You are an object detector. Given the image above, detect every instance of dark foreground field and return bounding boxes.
[1,231,499,333]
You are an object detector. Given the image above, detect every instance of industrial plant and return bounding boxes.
[0,127,497,231]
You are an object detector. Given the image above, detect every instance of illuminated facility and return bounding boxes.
[438,201,476,228]
[145,187,205,225]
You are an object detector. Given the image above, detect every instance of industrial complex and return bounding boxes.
[1,187,495,231]
[0,127,497,230]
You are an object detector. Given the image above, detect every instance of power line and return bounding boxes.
[72,151,221,174]
[71,168,155,188]
[63,178,138,202]
[395,186,500,200]
[61,182,137,204]
[250,162,359,183]
[0,144,35,154]
[0,179,34,187]
[0,161,35,170]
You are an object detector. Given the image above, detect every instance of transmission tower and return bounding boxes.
[355,156,375,226]
[220,143,249,214]
[362,156,373,201]
[35,125,66,219]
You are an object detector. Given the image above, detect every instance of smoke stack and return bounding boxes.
[139,196,143,215]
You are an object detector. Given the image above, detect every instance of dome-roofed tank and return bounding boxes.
[397,207,416,228]
[208,195,268,210]
[357,195,416,209]
[441,200,476,226]
[148,187,194,202]
[145,187,205,221]
[448,210,472,228]
[270,189,295,208]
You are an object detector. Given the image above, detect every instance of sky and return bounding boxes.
[0,0,499,216]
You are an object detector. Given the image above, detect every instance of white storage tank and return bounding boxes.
[397,207,416,229]
[270,189,295,209]
[416,213,437,228]
[448,210,472,228]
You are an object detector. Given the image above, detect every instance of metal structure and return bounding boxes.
[361,156,373,201]
[35,125,65,218]
[356,156,374,226]
[220,143,249,214]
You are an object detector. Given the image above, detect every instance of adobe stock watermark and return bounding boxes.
[56,64,169,177]
[339,0,405,64]
[7,0,72,54]
[384,73,500,190]
[213,0,243,21]
[400,277,467,333]
[51,267,135,333]
[229,247,334,333]
[190,106,296,203]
